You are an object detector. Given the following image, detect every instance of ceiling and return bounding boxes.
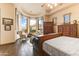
[14,3,45,17]
[14,3,76,17]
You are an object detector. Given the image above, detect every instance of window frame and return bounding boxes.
[63,13,71,24]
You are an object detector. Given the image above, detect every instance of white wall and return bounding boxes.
[0,4,16,44]
[50,4,79,37]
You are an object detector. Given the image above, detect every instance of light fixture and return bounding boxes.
[47,4,50,7]
[54,3,58,7]
[47,4,53,9]
[41,3,62,12]
[42,3,59,9]
[50,6,53,9]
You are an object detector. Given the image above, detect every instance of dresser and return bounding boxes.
[44,22,54,34]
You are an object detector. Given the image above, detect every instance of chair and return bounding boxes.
[18,31,26,42]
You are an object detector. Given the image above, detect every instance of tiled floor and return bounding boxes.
[0,39,33,56]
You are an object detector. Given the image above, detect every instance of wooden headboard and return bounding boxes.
[58,24,77,37]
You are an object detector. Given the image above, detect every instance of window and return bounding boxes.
[30,18,37,33]
[29,17,44,34]
[21,16,27,31]
[64,13,71,24]
[37,17,44,35]
[38,17,44,30]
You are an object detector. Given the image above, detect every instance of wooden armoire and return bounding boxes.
[44,22,54,34]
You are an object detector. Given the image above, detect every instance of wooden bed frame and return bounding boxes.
[34,23,77,56]
[37,33,62,56]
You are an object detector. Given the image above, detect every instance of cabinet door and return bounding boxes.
[70,24,77,37]
[63,25,70,36]
[58,25,63,34]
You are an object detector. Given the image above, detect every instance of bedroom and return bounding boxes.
[37,3,79,56]
[0,3,79,56]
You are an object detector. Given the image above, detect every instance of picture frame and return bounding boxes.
[3,18,13,25]
[4,25,11,31]
[63,13,71,24]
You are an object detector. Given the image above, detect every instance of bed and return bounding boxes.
[43,36,79,56]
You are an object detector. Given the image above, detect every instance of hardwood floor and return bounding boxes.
[0,39,33,56]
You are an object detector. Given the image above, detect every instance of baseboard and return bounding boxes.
[0,41,16,46]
